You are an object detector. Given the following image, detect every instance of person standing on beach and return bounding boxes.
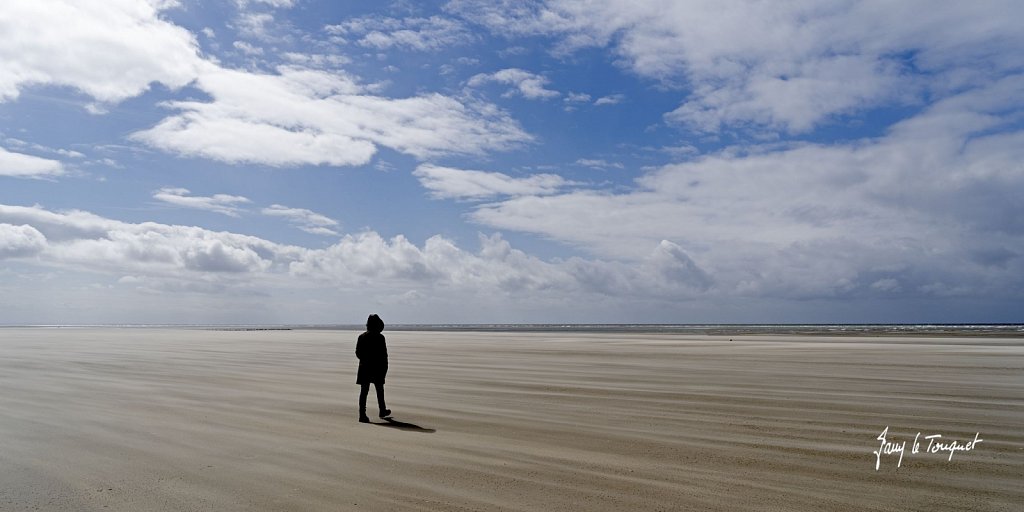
[356,314,390,423]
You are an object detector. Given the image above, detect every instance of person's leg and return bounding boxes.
[358,383,370,422]
[374,382,389,417]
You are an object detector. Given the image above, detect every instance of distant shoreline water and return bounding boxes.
[3,324,1023,337]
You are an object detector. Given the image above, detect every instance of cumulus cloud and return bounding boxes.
[467,68,560,99]
[281,52,350,69]
[235,0,296,7]
[0,146,64,178]
[0,2,531,168]
[0,204,291,277]
[291,231,712,298]
[468,78,1024,299]
[153,188,252,217]
[326,15,473,51]
[451,0,1024,133]
[0,203,712,303]
[132,64,532,165]
[0,0,200,105]
[644,240,713,292]
[0,223,47,259]
[575,158,622,170]
[235,12,275,39]
[593,94,623,106]
[413,164,573,199]
[232,40,264,55]
[565,92,591,103]
[261,204,339,236]
[5,196,1013,319]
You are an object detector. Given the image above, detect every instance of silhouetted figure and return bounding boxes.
[356,314,390,423]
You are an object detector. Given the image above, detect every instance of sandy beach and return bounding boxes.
[0,328,1021,511]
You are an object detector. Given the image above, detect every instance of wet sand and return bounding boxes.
[0,328,1021,511]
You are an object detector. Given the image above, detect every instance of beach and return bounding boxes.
[0,328,1021,511]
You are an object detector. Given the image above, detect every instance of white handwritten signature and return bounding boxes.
[873,426,983,470]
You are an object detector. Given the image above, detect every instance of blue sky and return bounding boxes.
[1,0,1022,324]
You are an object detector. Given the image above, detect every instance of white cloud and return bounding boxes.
[232,40,264,55]
[95,158,122,169]
[84,103,109,115]
[235,0,295,7]
[0,2,532,168]
[452,0,1024,133]
[4,138,85,159]
[413,164,573,200]
[0,146,65,178]
[326,15,473,51]
[261,204,339,236]
[593,94,623,106]
[575,158,622,170]
[467,68,560,99]
[0,204,289,276]
[0,223,47,258]
[282,52,350,68]
[3,198,1015,321]
[235,12,275,39]
[132,64,532,165]
[0,0,200,104]
[0,203,712,303]
[564,92,591,103]
[468,78,1024,299]
[290,231,712,298]
[153,188,252,217]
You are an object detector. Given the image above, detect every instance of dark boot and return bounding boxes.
[374,383,389,418]
[358,383,371,423]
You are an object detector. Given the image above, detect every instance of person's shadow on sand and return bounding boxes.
[373,417,436,433]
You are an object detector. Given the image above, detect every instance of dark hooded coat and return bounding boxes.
[355,330,388,385]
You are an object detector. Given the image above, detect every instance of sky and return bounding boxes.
[1,0,1022,325]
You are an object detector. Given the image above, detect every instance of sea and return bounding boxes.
[6,324,1024,337]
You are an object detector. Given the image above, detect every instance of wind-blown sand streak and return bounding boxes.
[0,329,1020,511]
